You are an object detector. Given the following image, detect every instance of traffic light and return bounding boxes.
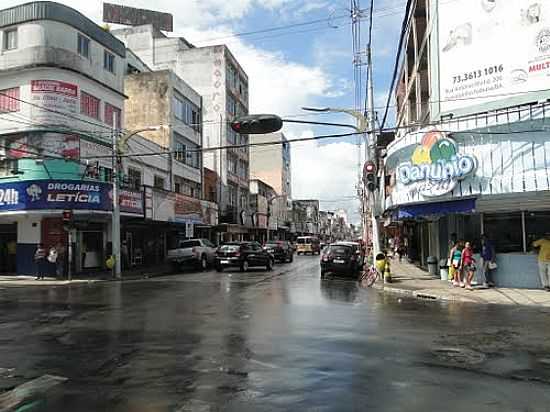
[231,114,283,134]
[62,210,73,231]
[363,161,377,192]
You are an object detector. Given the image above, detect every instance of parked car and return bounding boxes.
[263,241,294,263]
[215,241,274,272]
[320,242,363,277]
[296,236,321,255]
[167,238,217,271]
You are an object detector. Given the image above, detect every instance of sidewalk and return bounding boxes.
[0,263,172,287]
[373,260,550,307]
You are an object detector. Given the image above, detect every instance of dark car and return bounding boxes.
[215,241,274,272]
[320,242,363,277]
[263,241,294,263]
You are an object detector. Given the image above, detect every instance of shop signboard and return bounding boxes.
[396,130,476,197]
[0,180,144,215]
[4,132,79,159]
[30,80,79,127]
[119,190,143,215]
[174,193,203,224]
[438,1,550,114]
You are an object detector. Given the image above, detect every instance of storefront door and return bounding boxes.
[0,224,17,274]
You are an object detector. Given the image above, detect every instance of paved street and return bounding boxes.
[1,255,550,411]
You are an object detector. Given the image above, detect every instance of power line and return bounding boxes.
[379,0,414,129]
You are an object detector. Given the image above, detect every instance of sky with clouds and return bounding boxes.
[3,0,405,223]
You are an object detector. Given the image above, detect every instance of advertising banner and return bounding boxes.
[174,193,203,224]
[438,1,550,113]
[4,133,79,159]
[0,180,144,215]
[30,80,79,127]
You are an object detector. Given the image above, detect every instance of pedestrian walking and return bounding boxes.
[447,233,458,281]
[47,245,58,277]
[450,240,463,287]
[480,234,496,287]
[461,241,476,290]
[34,243,47,280]
[532,233,550,291]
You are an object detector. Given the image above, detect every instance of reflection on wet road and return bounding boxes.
[1,255,549,411]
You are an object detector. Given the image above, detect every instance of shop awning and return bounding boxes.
[397,198,476,219]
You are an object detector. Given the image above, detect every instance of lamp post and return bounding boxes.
[111,121,165,279]
[301,106,380,256]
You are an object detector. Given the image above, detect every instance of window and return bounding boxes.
[0,87,20,113]
[174,182,181,193]
[77,34,90,58]
[228,184,238,206]
[81,91,100,120]
[174,133,200,169]
[101,167,113,183]
[176,177,200,198]
[0,159,17,177]
[3,29,17,50]
[484,213,522,253]
[226,94,237,116]
[104,103,121,128]
[127,167,142,190]
[227,126,237,145]
[173,92,201,132]
[154,175,165,189]
[238,160,247,179]
[227,154,237,175]
[104,50,115,73]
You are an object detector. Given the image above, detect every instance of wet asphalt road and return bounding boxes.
[1,255,550,411]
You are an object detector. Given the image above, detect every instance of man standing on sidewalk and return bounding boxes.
[480,234,496,287]
[533,234,550,291]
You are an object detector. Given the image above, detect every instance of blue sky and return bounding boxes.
[3,0,406,222]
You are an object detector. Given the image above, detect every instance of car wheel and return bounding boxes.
[215,265,223,272]
[241,260,249,272]
[200,255,208,271]
[266,258,273,271]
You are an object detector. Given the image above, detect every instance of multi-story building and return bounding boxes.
[113,25,252,241]
[250,132,292,237]
[292,200,319,236]
[124,70,203,198]
[0,2,130,275]
[382,0,550,288]
[250,132,291,198]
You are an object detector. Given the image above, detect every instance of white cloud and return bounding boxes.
[291,131,360,222]
[2,0,359,218]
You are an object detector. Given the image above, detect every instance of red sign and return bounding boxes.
[119,190,143,215]
[31,80,78,98]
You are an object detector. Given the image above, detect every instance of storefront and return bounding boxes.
[0,179,144,276]
[384,109,550,289]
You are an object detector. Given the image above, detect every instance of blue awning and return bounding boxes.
[397,198,476,219]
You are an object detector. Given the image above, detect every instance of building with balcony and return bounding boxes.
[0,1,129,275]
[113,25,252,241]
[382,0,550,289]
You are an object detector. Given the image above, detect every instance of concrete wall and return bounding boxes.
[0,20,125,92]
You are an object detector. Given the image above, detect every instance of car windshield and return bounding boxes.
[218,244,241,252]
[297,238,310,244]
[329,246,351,255]
[179,240,201,248]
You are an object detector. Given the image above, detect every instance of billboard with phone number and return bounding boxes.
[438,1,550,114]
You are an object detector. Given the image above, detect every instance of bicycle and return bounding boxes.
[359,264,379,287]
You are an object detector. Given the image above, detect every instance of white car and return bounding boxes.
[167,238,217,271]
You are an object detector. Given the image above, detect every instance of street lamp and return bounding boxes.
[301,106,380,256]
[111,121,166,279]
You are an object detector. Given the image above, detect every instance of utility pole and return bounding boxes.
[111,112,122,279]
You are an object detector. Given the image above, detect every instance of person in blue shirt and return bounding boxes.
[480,234,496,287]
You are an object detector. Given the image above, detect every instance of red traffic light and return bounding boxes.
[231,114,283,134]
[62,210,73,222]
[363,161,376,174]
